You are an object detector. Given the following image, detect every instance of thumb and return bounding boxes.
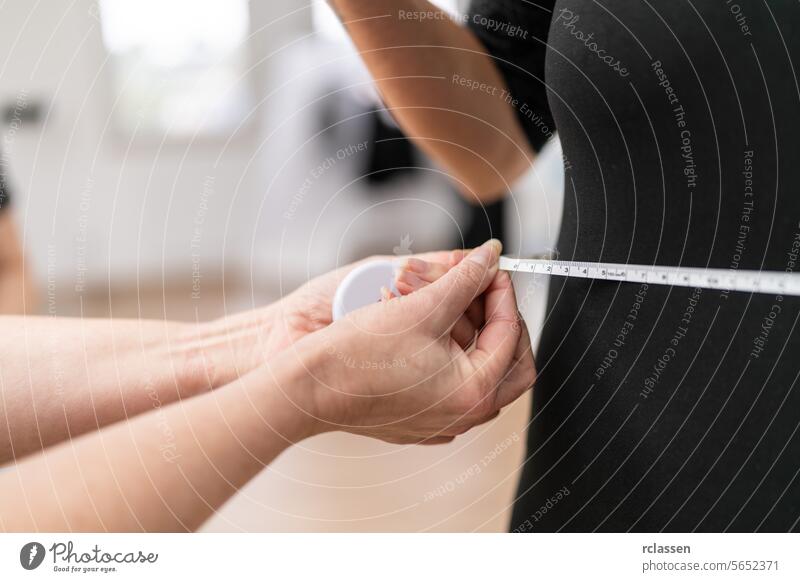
[415,239,502,329]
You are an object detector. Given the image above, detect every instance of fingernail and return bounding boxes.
[380,286,392,302]
[466,239,502,267]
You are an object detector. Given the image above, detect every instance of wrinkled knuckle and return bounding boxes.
[488,311,523,331]
[412,291,440,320]
[459,261,487,290]
[511,310,527,333]
[421,290,442,311]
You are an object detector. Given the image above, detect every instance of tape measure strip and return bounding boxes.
[499,256,800,297]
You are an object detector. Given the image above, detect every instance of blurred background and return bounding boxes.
[0,0,565,531]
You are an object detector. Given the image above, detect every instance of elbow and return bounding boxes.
[446,139,535,204]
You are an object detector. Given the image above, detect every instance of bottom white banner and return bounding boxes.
[0,533,796,581]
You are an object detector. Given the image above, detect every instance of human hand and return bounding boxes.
[291,240,535,444]
[194,250,468,388]
[272,249,467,350]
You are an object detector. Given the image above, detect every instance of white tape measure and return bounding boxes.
[499,256,800,297]
[331,256,800,321]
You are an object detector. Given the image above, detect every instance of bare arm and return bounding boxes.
[0,244,534,532]
[0,212,37,314]
[0,251,470,465]
[329,0,534,202]
[0,356,315,532]
[0,315,267,465]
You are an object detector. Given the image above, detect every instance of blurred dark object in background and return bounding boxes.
[363,108,419,185]
[462,198,505,249]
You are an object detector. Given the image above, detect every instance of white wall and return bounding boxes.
[1,0,468,303]
[0,0,312,298]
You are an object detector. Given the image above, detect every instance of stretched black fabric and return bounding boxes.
[469,0,800,532]
[469,0,557,152]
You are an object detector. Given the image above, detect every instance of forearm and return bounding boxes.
[0,212,37,314]
[0,352,319,532]
[0,263,36,313]
[329,0,533,201]
[0,315,268,463]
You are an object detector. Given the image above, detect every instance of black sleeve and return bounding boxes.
[0,169,10,212]
[467,0,556,152]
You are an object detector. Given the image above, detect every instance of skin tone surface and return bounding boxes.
[0,212,36,314]
[0,250,470,463]
[0,241,535,532]
[0,1,543,533]
[328,0,534,201]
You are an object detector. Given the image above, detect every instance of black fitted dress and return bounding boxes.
[468,0,800,531]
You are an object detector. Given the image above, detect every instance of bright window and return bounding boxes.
[99,0,253,137]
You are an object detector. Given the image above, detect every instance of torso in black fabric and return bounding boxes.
[468,0,800,532]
